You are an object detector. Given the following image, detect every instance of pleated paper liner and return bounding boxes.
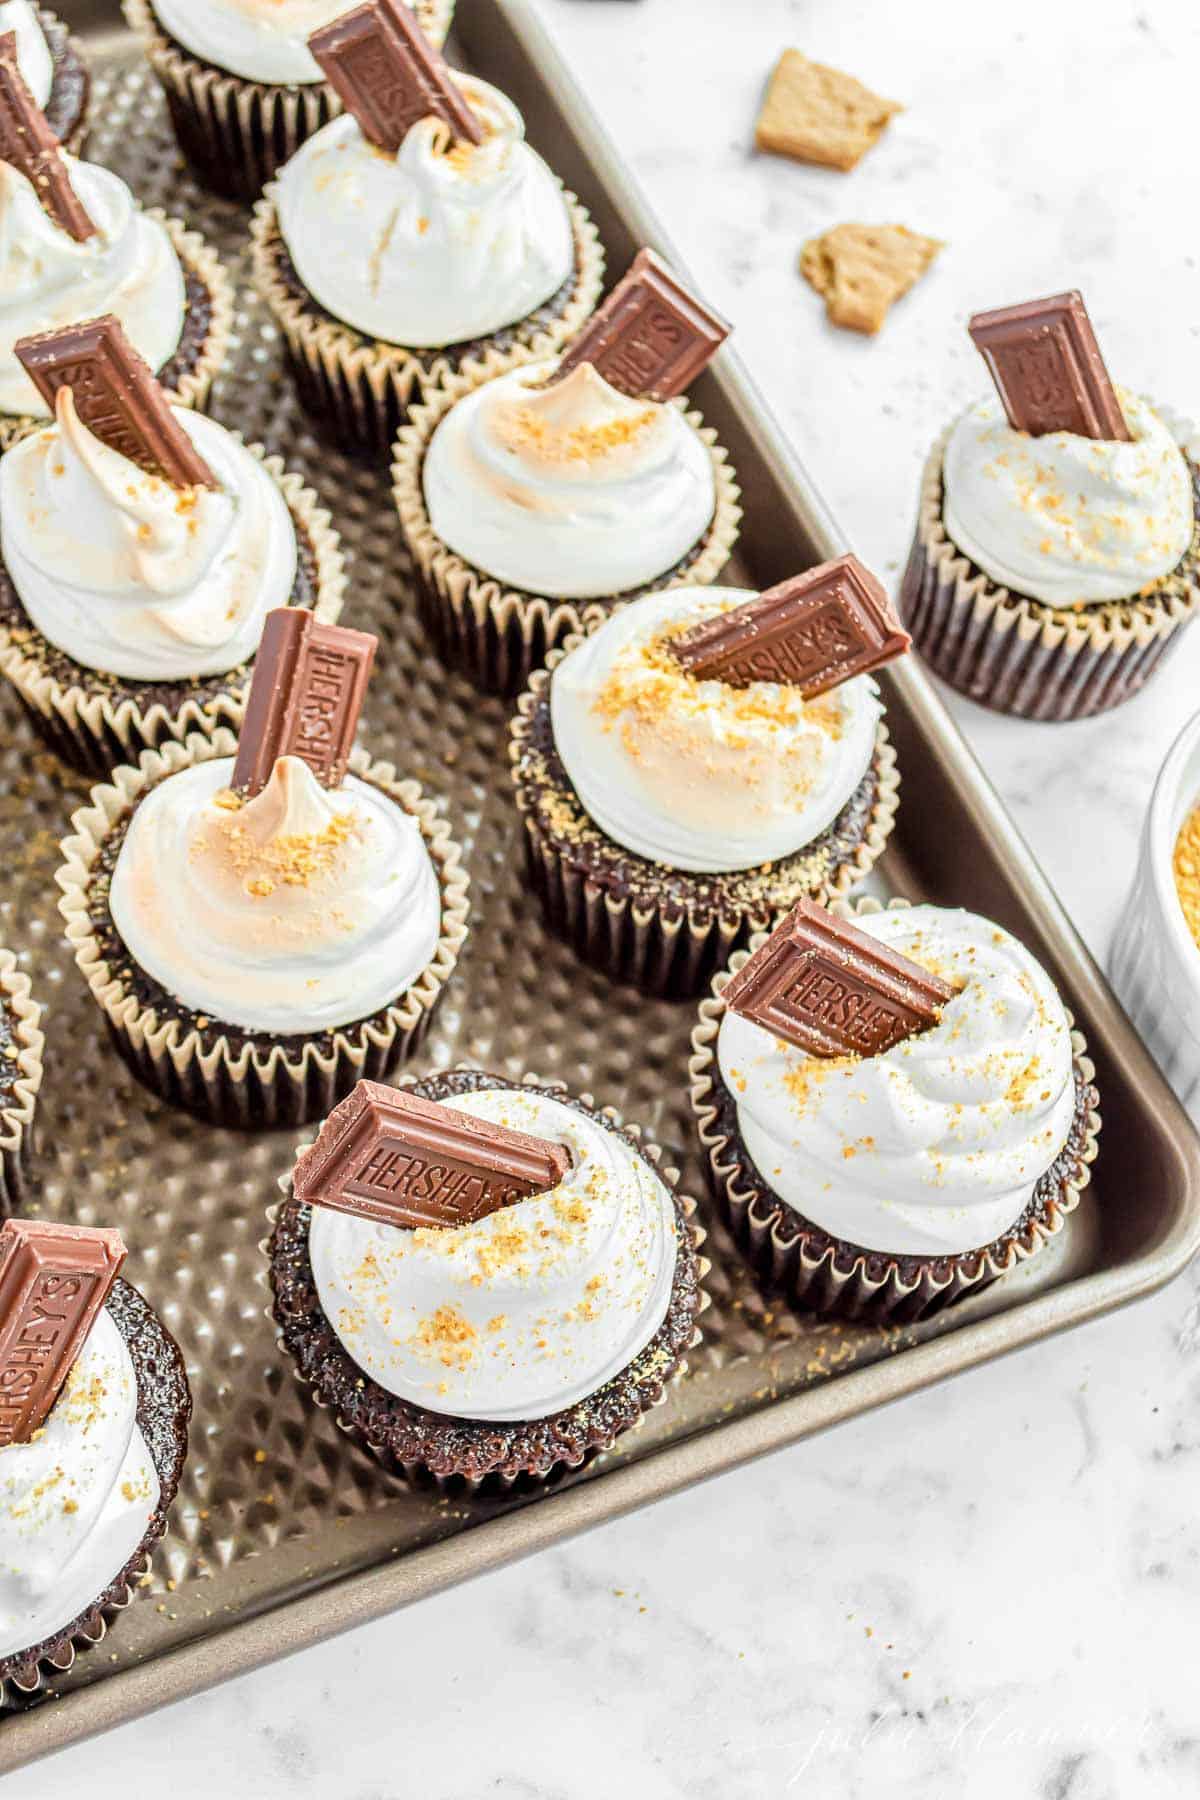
[0,948,44,1219]
[0,210,234,456]
[508,642,901,999]
[38,3,91,152]
[688,895,1103,1325]
[900,411,1200,721]
[392,377,742,694]
[250,184,605,456]
[122,0,456,202]
[56,730,472,1129]
[264,1071,710,1488]
[0,447,345,778]
[0,1281,190,1707]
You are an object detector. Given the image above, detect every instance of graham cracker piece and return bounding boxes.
[755,50,901,172]
[800,223,943,334]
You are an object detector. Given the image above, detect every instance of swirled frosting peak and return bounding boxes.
[0,153,185,419]
[0,391,298,680]
[151,0,363,85]
[550,588,882,873]
[275,76,575,347]
[0,3,52,107]
[423,358,716,597]
[0,1310,159,1660]
[943,391,1193,606]
[308,1085,679,1421]
[716,905,1077,1257]
[109,755,443,1036]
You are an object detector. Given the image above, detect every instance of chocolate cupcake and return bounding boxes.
[0,318,344,778]
[509,561,904,998]
[267,1070,707,1485]
[123,0,453,202]
[901,290,1200,720]
[9,5,90,152]
[393,249,741,693]
[0,949,43,1219]
[57,649,471,1128]
[0,68,232,454]
[250,23,603,456]
[689,897,1102,1324]
[0,1222,190,1702]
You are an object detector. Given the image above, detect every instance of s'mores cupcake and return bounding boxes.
[1,3,90,151]
[902,289,1200,720]
[394,248,741,692]
[0,1221,190,1700]
[690,898,1101,1322]
[267,1072,706,1484]
[251,3,602,453]
[510,557,905,997]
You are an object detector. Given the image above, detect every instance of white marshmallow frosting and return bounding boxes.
[0,393,298,682]
[151,0,366,85]
[943,390,1193,607]
[422,358,716,598]
[0,3,52,108]
[308,1086,679,1422]
[274,77,575,348]
[0,1310,159,1662]
[716,905,1078,1258]
[109,755,443,1037]
[550,587,883,874]
[0,153,186,420]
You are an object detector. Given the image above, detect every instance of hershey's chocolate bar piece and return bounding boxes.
[309,0,481,154]
[552,248,730,400]
[723,900,957,1060]
[670,554,909,696]
[0,32,95,243]
[16,315,218,489]
[293,1080,573,1230]
[968,290,1130,441]
[233,609,377,797]
[0,1220,126,1448]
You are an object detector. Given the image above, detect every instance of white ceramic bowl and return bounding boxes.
[1110,706,1200,1116]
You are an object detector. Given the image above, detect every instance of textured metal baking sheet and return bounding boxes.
[3,0,1199,1771]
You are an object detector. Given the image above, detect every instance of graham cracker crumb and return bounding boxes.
[800,223,943,334]
[755,50,901,172]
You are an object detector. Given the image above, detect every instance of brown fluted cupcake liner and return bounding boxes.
[0,1280,190,1705]
[900,415,1200,721]
[38,4,90,152]
[123,0,454,202]
[688,895,1103,1324]
[250,185,605,456]
[264,1069,709,1487]
[0,447,344,778]
[0,949,44,1220]
[392,376,742,694]
[509,645,901,998]
[56,729,471,1129]
[0,211,234,455]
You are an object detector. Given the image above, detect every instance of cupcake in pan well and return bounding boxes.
[393,249,741,694]
[0,72,232,452]
[251,32,603,456]
[509,561,903,998]
[4,3,90,151]
[901,289,1200,721]
[57,616,470,1127]
[123,0,454,202]
[689,897,1101,1324]
[267,1071,707,1485]
[0,321,344,777]
[0,1222,190,1702]
[0,948,43,1219]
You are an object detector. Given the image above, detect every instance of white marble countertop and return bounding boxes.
[20,1,1200,1795]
